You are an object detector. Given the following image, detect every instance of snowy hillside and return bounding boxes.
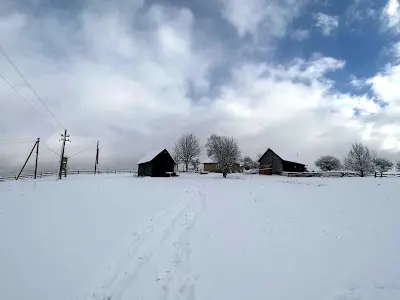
[1,174,400,300]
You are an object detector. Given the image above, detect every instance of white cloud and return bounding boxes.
[314,13,339,36]
[382,0,400,32]
[291,29,310,41]
[369,65,400,106]
[1,0,400,172]
[393,41,400,59]
[219,0,308,37]
[0,2,218,170]
[208,56,384,164]
[387,0,399,16]
[349,75,367,89]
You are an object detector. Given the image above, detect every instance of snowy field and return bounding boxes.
[1,173,400,300]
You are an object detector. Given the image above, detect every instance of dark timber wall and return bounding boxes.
[138,150,175,177]
[258,148,306,174]
[259,149,283,174]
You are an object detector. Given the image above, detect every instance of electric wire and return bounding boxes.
[0,45,64,128]
[0,74,42,115]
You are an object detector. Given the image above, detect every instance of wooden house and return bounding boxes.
[258,148,306,174]
[137,149,175,177]
[202,158,243,173]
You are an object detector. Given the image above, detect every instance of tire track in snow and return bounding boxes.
[159,184,206,300]
[91,210,170,299]
[89,183,206,300]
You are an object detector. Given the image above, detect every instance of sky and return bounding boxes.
[1,0,400,172]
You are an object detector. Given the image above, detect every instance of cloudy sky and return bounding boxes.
[1,0,400,172]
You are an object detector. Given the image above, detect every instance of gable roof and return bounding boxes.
[258,148,305,166]
[202,158,217,164]
[137,149,175,165]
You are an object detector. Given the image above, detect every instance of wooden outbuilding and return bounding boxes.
[258,148,306,174]
[202,158,243,173]
[137,149,175,177]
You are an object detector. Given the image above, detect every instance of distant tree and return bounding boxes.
[173,152,181,171]
[373,157,393,176]
[206,134,241,178]
[191,158,201,172]
[396,161,400,172]
[174,133,201,172]
[242,156,259,170]
[242,156,255,170]
[344,143,375,177]
[315,155,341,171]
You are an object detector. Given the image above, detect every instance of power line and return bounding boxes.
[0,74,42,115]
[43,143,60,157]
[0,45,64,128]
[67,145,93,159]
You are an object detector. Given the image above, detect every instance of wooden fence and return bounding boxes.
[282,171,360,178]
[0,170,137,182]
[281,171,400,178]
[373,172,400,178]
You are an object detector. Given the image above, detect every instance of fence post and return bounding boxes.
[374,172,377,178]
[381,172,383,178]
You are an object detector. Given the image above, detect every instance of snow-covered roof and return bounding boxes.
[260,148,306,165]
[201,158,217,164]
[281,153,304,164]
[137,149,172,165]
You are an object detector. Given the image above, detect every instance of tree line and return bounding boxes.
[173,133,240,178]
[173,133,398,178]
[316,142,399,177]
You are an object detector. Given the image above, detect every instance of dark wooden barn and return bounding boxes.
[258,148,306,174]
[137,149,175,177]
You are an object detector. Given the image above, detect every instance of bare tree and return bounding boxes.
[344,143,375,177]
[396,161,400,172]
[315,155,341,171]
[173,133,201,172]
[373,157,393,176]
[242,156,254,170]
[242,156,259,170]
[191,158,200,172]
[205,134,241,178]
[172,152,181,171]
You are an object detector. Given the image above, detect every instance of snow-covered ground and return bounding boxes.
[1,173,400,300]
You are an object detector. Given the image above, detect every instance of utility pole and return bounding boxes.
[16,140,38,180]
[59,129,70,180]
[94,141,99,175]
[34,138,40,179]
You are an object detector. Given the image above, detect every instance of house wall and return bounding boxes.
[259,149,283,174]
[203,163,242,173]
[152,152,175,176]
[138,150,175,177]
[282,161,306,172]
[204,163,218,172]
[138,162,152,176]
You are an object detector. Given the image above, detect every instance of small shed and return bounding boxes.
[202,158,243,173]
[202,158,218,173]
[258,148,306,174]
[137,149,175,177]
